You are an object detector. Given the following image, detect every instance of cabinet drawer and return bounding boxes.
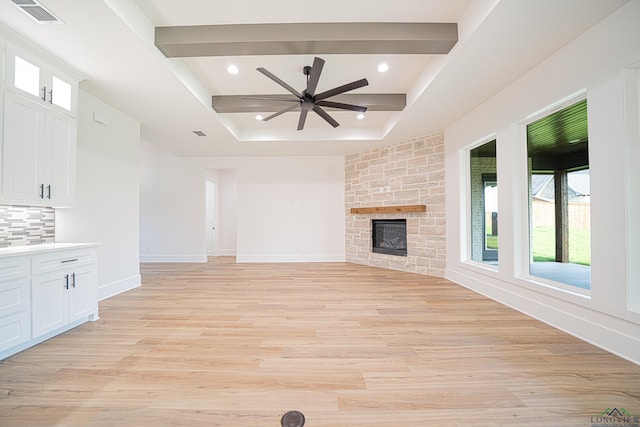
[31,249,96,275]
[0,310,31,353]
[0,277,30,317]
[0,257,29,281]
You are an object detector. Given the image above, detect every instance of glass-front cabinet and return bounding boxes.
[5,46,77,116]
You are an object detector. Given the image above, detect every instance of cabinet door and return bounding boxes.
[49,73,76,115]
[0,258,31,354]
[0,311,31,353]
[1,92,46,205]
[6,50,44,101]
[68,266,96,323]
[0,277,30,318]
[31,273,69,339]
[1,92,77,207]
[46,109,76,206]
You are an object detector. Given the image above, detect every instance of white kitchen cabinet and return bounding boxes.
[0,244,98,361]
[5,46,77,116]
[32,265,95,339]
[1,90,76,207]
[0,43,78,208]
[0,258,31,354]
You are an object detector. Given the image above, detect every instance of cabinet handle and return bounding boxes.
[47,185,51,199]
[40,184,44,199]
[65,274,69,290]
[61,258,78,264]
[48,89,53,104]
[42,86,47,102]
[71,273,76,288]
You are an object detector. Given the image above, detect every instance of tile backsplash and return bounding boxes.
[0,205,55,248]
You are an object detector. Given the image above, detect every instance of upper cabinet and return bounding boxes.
[0,44,78,208]
[5,47,77,117]
[2,91,76,207]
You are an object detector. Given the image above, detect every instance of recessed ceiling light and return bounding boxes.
[227,64,239,74]
[357,113,365,120]
[255,114,264,121]
[377,63,389,73]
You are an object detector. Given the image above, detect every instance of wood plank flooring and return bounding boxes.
[1,257,639,426]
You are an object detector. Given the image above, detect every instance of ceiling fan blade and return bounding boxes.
[263,103,300,121]
[297,109,309,130]
[305,57,324,97]
[242,96,299,102]
[314,78,369,102]
[257,67,303,98]
[315,100,367,112]
[312,105,339,128]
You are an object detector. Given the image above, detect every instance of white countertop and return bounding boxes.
[0,243,98,257]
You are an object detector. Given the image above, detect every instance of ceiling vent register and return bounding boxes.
[11,0,62,23]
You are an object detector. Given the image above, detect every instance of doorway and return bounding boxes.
[206,180,218,257]
[205,168,238,258]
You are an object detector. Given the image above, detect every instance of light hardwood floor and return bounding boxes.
[1,257,639,426]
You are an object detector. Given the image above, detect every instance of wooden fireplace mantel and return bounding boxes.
[350,205,426,214]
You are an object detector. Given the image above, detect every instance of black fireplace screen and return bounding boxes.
[372,219,407,256]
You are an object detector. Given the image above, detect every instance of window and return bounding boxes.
[470,139,498,264]
[527,98,591,290]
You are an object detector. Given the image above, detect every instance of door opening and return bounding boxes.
[206,180,218,257]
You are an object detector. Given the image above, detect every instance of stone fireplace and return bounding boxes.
[345,133,446,277]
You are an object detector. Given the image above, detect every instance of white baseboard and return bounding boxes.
[140,254,208,263]
[445,267,640,366]
[236,254,346,263]
[98,274,141,301]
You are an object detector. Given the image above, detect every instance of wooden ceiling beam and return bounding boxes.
[155,23,458,58]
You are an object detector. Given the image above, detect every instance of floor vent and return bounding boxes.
[11,0,62,24]
[281,410,305,427]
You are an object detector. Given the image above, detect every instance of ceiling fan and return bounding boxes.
[245,57,369,130]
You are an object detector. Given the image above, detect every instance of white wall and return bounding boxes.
[56,90,141,300]
[139,143,345,263]
[444,2,640,364]
[139,140,206,262]
[232,157,345,262]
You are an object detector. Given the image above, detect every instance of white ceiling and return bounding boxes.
[0,0,630,157]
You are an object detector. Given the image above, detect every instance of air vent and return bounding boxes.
[11,0,62,24]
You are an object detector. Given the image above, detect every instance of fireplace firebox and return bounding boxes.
[372,219,407,256]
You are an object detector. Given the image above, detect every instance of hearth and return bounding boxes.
[372,219,407,256]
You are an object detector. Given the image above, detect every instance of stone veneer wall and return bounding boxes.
[0,205,55,248]
[345,133,446,276]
